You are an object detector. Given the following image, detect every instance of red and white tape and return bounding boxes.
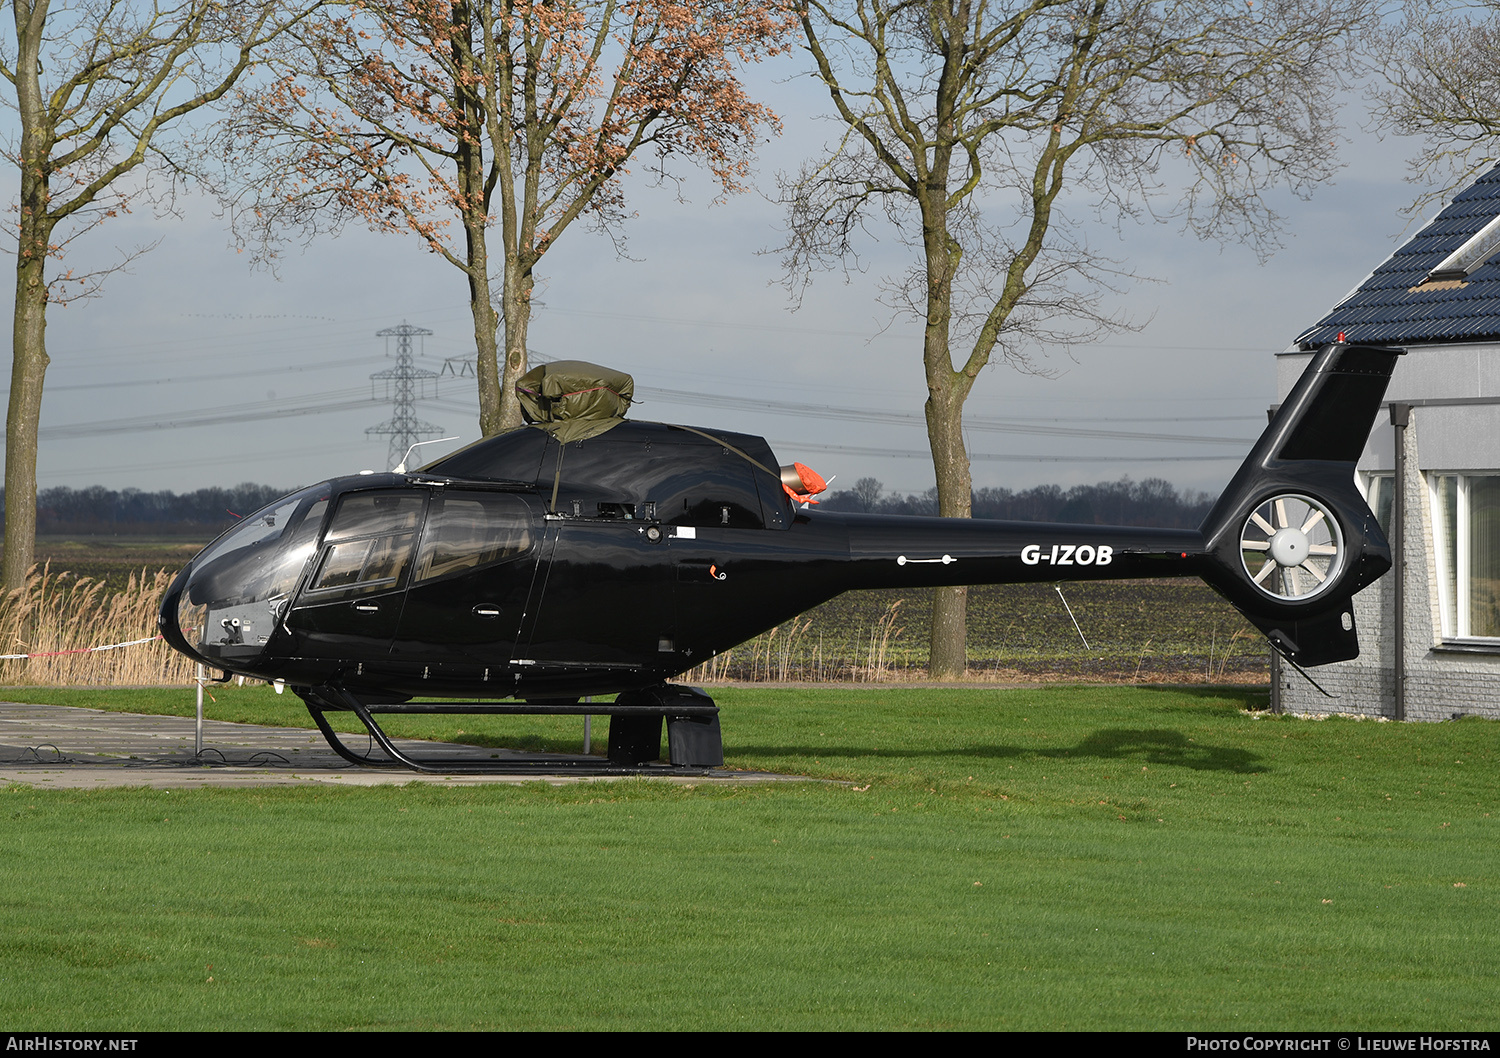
[0,633,163,661]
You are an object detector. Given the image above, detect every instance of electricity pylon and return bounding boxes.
[367,322,443,470]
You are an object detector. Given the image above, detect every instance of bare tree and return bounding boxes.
[0,0,321,590]
[223,0,794,438]
[852,475,883,511]
[1370,0,1500,209]
[783,0,1372,677]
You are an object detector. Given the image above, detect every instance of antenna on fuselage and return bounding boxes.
[394,436,459,474]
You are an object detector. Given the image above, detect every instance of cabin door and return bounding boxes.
[390,491,544,680]
[284,490,427,664]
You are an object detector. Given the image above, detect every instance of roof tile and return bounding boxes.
[1298,167,1500,348]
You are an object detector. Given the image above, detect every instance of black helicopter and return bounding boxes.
[159,344,1400,772]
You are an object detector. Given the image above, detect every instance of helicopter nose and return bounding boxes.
[154,482,333,672]
[161,541,279,669]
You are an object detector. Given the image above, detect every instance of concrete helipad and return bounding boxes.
[0,701,794,789]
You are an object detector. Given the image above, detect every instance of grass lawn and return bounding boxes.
[1,684,1496,1030]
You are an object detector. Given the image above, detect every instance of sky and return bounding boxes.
[0,45,1443,502]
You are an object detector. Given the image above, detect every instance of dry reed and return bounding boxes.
[861,599,905,681]
[680,601,911,684]
[0,564,192,686]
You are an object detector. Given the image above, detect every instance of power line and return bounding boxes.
[426,387,1255,445]
[769,439,1243,464]
[37,354,385,393]
[533,303,1284,353]
[37,389,380,440]
[632,386,1255,444]
[31,372,1255,448]
[39,439,374,481]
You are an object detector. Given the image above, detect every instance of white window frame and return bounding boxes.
[1360,471,1394,537]
[1428,472,1500,642]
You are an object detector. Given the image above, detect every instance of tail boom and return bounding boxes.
[828,513,1206,589]
[803,342,1400,668]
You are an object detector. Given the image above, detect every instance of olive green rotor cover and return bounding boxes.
[515,360,635,442]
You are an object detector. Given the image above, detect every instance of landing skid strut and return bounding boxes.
[296,684,725,775]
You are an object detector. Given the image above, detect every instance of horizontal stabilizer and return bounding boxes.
[1242,597,1360,667]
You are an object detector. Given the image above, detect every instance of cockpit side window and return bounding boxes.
[313,534,414,590]
[413,493,534,583]
[307,491,426,597]
[323,492,425,541]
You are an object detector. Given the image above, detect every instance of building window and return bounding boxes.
[1431,474,1500,639]
[1363,473,1393,536]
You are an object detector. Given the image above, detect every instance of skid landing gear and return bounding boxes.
[296,684,724,775]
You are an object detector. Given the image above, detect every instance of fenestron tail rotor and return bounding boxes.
[1239,494,1344,601]
[1194,343,1400,665]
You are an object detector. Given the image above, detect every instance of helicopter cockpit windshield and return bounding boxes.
[175,483,331,663]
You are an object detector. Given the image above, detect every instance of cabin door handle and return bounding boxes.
[472,605,501,619]
[353,602,381,613]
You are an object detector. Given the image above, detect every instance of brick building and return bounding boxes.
[1274,168,1500,718]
